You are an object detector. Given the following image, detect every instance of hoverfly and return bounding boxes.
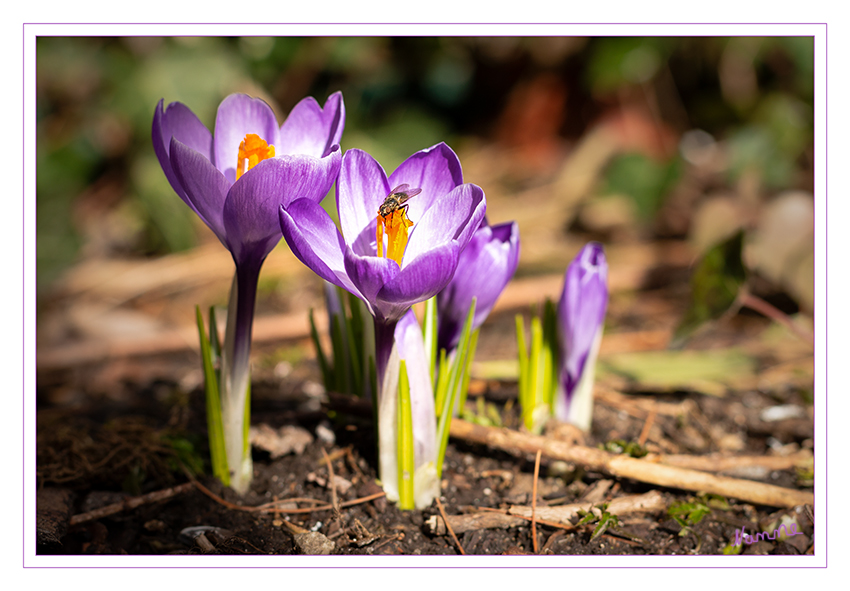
[378,184,422,219]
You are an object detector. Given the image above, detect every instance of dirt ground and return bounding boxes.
[35,296,815,556]
[31,34,818,560]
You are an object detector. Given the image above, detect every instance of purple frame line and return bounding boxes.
[822,22,827,571]
[22,22,26,570]
[23,24,825,567]
[20,22,831,25]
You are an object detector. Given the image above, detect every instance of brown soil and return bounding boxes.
[35,308,815,557]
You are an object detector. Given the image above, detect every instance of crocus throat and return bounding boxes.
[236,133,275,180]
[377,208,414,266]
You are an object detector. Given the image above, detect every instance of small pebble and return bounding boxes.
[294,531,335,555]
[760,405,805,422]
[316,422,335,445]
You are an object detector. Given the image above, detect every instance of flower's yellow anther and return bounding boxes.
[377,208,414,266]
[236,133,275,180]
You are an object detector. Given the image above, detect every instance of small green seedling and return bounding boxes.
[576,504,620,543]
[461,396,504,427]
[600,439,647,458]
[667,493,730,552]
[668,498,711,530]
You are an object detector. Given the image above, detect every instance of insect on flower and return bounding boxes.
[376,184,421,264]
[378,184,422,219]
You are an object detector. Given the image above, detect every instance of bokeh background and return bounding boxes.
[35,36,814,385]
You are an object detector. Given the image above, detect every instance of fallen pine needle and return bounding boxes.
[532,449,541,554]
[435,496,465,555]
[322,447,340,518]
[637,406,657,447]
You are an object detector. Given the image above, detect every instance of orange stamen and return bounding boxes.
[377,208,414,266]
[236,133,275,180]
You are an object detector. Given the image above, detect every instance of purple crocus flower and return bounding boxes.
[279,142,486,388]
[152,92,344,493]
[437,219,520,354]
[279,143,485,505]
[554,242,608,430]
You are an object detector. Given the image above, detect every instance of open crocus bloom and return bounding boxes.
[437,219,520,354]
[280,143,486,327]
[280,142,486,395]
[280,143,485,507]
[152,92,344,494]
[554,242,609,431]
[152,92,344,268]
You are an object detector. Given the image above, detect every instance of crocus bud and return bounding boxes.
[554,242,608,431]
[437,220,520,354]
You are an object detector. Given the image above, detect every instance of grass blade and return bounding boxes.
[195,306,229,485]
[308,309,332,390]
[423,296,438,387]
[397,360,415,510]
[515,314,529,418]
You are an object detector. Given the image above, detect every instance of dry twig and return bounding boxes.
[656,451,812,472]
[427,491,664,535]
[449,419,813,508]
[69,482,194,526]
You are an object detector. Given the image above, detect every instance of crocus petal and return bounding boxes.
[213,94,281,184]
[343,248,401,321]
[337,149,391,254]
[224,147,341,266]
[388,142,464,224]
[554,330,602,430]
[437,220,520,352]
[169,137,230,244]
[220,158,283,265]
[376,243,460,322]
[559,242,608,391]
[152,99,213,208]
[278,91,346,158]
[403,183,486,267]
[279,198,360,297]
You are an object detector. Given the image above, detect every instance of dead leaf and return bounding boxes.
[250,424,313,458]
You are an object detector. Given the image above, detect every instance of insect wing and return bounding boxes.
[394,187,422,205]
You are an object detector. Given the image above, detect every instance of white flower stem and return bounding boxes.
[219,264,260,494]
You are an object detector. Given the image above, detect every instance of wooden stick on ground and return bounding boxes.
[427,490,665,535]
[657,451,812,473]
[449,419,813,509]
[69,482,194,526]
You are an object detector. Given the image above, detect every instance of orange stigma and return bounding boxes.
[236,134,275,180]
[377,208,414,266]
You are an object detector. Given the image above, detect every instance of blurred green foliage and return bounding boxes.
[36,36,813,295]
[601,153,682,222]
[586,37,674,91]
[672,231,747,347]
